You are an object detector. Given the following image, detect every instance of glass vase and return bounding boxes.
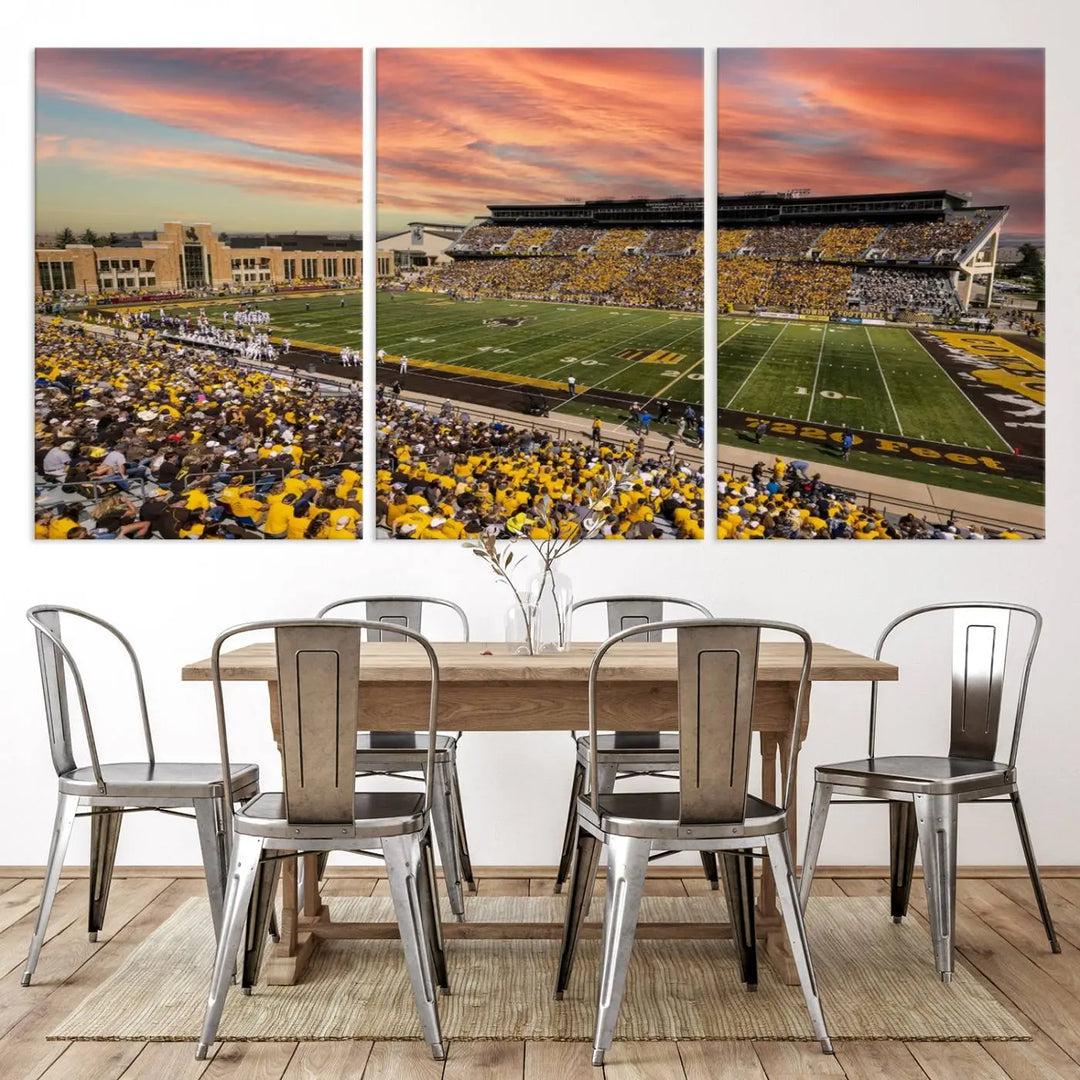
[504,600,539,655]
[528,569,574,652]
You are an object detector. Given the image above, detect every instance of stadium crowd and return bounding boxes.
[873,214,986,261]
[814,224,883,259]
[34,319,365,540]
[375,398,706,540]
[420,254,704,310]
[761,262,853,311]
[714,459,1008,539]
[540,227,599,254]
[744,226,826,258]
[849,268,958,315]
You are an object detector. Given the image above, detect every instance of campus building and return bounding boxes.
[375,222,465,277]
[34,221,361,297]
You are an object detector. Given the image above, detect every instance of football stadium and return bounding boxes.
[33,191,1043,541]
[367,190,1043,538]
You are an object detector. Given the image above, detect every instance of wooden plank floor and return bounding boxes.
[0,870,1077,1080]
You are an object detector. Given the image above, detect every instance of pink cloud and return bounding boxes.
[719,49,1044,234]
[378,49,702,220]
[37,133,359,205]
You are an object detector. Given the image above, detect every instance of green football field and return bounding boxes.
[717,315,1010,451]
[146,289,1042,505]
[157,291,1008,453]
[375,292,706,403]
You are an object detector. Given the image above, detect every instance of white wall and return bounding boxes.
[6,0,1078,871]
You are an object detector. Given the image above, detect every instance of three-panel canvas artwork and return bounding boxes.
[34,48,1045,540]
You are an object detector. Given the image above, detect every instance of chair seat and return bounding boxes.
[59,761,259,799]
[234,791,426,841]
[576,733,679,765]
[815,755,1014,795]
[357,733,456,753]
[578,790,785,840]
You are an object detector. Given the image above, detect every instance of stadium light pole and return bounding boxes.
[362,46,376,546]
[703,48,719,543]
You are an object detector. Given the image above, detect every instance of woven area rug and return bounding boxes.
[50,895,1026,1043]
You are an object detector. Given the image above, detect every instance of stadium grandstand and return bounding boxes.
[409,189,1005,319]
[34,318,1034,540]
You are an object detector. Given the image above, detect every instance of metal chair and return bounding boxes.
[316,596,474,918]
[799,602,1060,981]
[555,619,832,1065]
[23,605,262,987]
[197,618,448,1061]
[554,596,716,893]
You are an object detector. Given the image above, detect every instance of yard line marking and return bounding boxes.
[547,320,706,415]
[655,317,758,401]
[724,321,790,410]
[806,321,828,422]
[380,299,624,357]
[534,311,688,380]
[864,325,904,436]
[595,319,710,400]
[401,303,666,378]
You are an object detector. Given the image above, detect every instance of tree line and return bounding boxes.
[51,228,139,247]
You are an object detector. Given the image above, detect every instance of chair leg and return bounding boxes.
[699,852,720,891]
[196,833,264,1060]
[382,832,445,1061]
[720,850,757,989]
[23,792,78,986]
[913,792,959,981]
[596,763,619,795]
[592,834,651,1067]
[87,807,124,942]
[241,854,281,992]
[194,798,228,942]
[554,759,587,894]
[430,760,466,920]
[765,831,833,1054]
[554,824,602,999]
[1010,790,1061,953]
[416,828,450,993]
[445,752,476,893]
[889,801,919,923]
[798,781,833,912]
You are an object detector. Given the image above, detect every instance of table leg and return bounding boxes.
[303,854,322,917]
[279,856,299,956]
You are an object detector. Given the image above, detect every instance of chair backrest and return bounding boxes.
[587,619,811,823]
[870,602,1040,768]
[572,595,713,642]
[572,596,715,747]
[26,605,154,789]
[211,619,440,826]
[316,596,469,643]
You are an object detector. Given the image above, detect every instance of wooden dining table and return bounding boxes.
[182,639,897,986]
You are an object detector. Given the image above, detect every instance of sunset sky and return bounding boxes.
[719,49,1045,238]
[35,49,361,236]
[34,48,1044,241]
[377,49,703,233]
